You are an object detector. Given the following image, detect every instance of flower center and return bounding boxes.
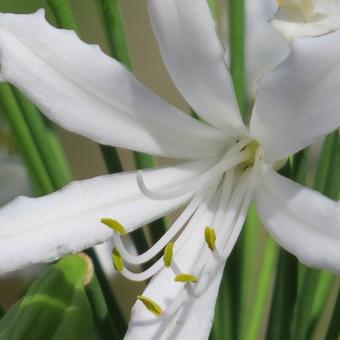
[241,140,261,168]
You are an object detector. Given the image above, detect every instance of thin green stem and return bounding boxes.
[210,267,234,340]
[0,84,53,194]
[85,275,120,340]
[243,237,279,340]
[266,250,298,340]
[229,0,246,117]
[85,248,126,339]
[208,0,219,21]
[325,289,340,340]
[238,205,261,335]
[97,0,132,69]
[12,88,71,188]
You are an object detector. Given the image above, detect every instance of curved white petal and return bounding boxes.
[0,155,31,206]
[147,0,245,133]
[0,10,227,160]
[250,31,340,162]
[255,164,340,274]
[0,159,216,273]
[272,8,340,40]
[245,0,289,96]
[124,188,223,340]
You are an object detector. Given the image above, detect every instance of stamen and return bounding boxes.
[116,184,220,282]
[205,226,216,251]
[137,139,251,201]
[163,242,174,267]
[112,248,124,272]
[112,191,205,265]
[101,218,126,235]
[137,295,163,317]
[175,274,199,283]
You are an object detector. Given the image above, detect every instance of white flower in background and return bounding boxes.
[245,0,289,96]
[0,1,339,339]
[273,0,340,39]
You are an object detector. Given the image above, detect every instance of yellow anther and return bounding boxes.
[137,295,164,317]
[163,242,174,267]
[175,274,199,283]
[101,218,126,235]
[112,248,124,272]
[205,226,216,252]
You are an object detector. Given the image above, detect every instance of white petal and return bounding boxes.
[313,0,340,13]
[0,159,215,273]
[255,164,340,274]
[0,10,227,160]
[272,7,340,40]
[124,189,223,340]
[245,0,289,96]
[147,0,245,133]
[250,31,340,162]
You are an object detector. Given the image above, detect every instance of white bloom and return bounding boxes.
[245,0,289,96]
[273,0,340,39]
[0,1,339,339]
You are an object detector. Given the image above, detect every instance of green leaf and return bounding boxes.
[0,254,94,340]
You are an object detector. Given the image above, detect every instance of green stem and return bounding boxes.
[325,289,340,340]
[266,250,297,340]
[97,0,132,69]
[211,267,234,340]
[0,84,53,194]
[85,249,126,339]
[291,269,320,340]
[12,88,71,188]
[229,0,246,117]
[242,236,279,340]
[85,276,120,340]
[208,0,219,21]
[47,0,78,30]
[238,204,261,335]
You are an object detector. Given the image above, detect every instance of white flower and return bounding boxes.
[245,0,289,96]
[0,1,339,339]
[272,0,340,39]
